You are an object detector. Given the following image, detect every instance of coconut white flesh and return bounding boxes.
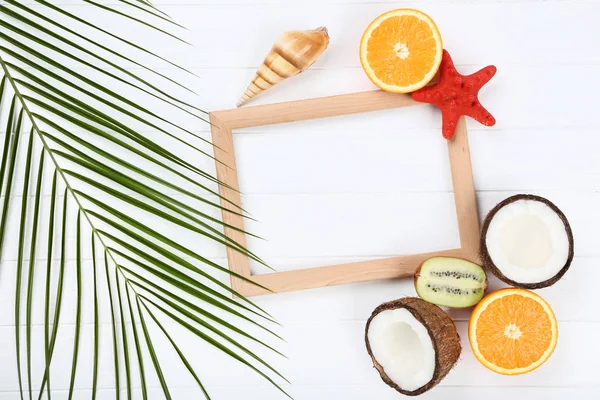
[367,308,435,392]
[486,199,570,283]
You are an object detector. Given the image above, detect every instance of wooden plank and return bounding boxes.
[240,249,466,296]
[209,113,252,293]
[448,117,481,261]
[211,90,419,129]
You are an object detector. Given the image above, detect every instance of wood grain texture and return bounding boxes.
[211,90,420,129]
[238,249,467,297]
[210,90,480,296]
[209,113,252,293]
[448,116,481,261]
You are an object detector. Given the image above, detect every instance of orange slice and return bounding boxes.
[469,288,558,375]
[360,9,443,93]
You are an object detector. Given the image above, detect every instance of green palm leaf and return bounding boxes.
[31,0,197,75]
[0,1,286,399]
[38,188,68,400]
[14,129,34,400]
[68,212,83,400]
[42,171,57,400]
[3,1,190,92]
[81,0,190,44]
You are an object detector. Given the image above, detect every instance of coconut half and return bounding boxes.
[481,194,574,289]
[365,298,461,396]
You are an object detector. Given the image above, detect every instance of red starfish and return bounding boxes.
[412,50,496,139]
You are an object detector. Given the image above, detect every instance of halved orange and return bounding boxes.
[469,288,558,375]
[360,9,443,93]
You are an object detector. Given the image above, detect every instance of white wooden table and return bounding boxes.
[1,0,600,399]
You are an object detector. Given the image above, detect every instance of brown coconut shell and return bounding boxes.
[480,194,574,289]
[364,297,461,396]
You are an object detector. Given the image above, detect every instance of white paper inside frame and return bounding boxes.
[233,107,461,275]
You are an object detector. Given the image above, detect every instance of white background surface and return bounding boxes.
[2,0,600,399]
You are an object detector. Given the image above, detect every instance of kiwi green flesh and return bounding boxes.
[415,257,488,308]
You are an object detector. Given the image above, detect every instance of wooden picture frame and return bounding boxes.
[210,90,480,297]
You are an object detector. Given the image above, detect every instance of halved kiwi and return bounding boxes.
[415,257,488,308]
[480,194,574,289]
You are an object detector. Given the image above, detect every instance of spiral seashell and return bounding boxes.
[237,27,330,107]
